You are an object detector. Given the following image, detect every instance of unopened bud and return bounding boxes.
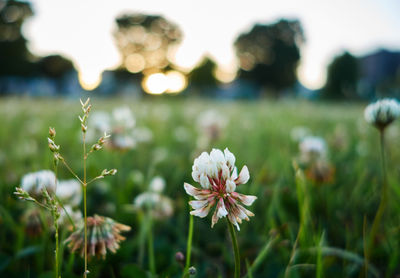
[49,127,56,138]
[175,251,185,262]
[81,124,87,133]
[91,144,102,151]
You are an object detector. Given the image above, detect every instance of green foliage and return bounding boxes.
[234,19,304,91]
[323,51,359,99]
[0,98,399,277]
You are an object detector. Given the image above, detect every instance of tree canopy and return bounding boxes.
[234,19,304,91]
[113,13,183,75]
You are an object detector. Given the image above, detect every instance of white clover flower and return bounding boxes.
[364,98,400,130]
[196,110,228,144]
[112,106,135,130]
[21,170,56,197]
[86,111,111,142]
[59,205,82,227]
[56,179,82,207]
[184,148,256,231]
[299,136,327,165]
[133,193,173,219]
[149,176,165,193]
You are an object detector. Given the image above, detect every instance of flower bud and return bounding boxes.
[188,266,196,275]
[175,251,185,262]
[49,127,56,139]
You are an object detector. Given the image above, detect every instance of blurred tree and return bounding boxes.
[323,51,359,99]
[234,19,305,92]
[0,0,36,76]
[37,55,75,78]
[113,13,183,75]
[189,57,218,88]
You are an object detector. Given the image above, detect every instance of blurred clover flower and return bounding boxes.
[21,170,56,198]
[56,179,82,207]
[290,126,311,142]
[87,107,152,151]
[65,215,130,259]
[364,98,400,130]
[184,148,257,231]
[196,110,228,149]
[298,136,334,185]
[59,205,82,229]
[299,136,327,165]
[133,176,174,219]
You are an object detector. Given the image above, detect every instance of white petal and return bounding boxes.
[190,201,214,218]
[235,166,250,185]
[225,179,236,193]
[189,199,209,209]
[221,164,230,180]
[210,148,225,165]
[235,192,257,206]
[224,148,236,169]
[228,213,240,231]
[199,173,211,189]
[216,199,228,218]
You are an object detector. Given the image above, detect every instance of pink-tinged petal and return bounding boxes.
[189,200,209,209]
[237,204,255,218]
[231,204,248,222]
[232,192,257,206]
[216,198,228,218]
[211,207,219,228]
[183,183,212,200]
[235,166,250,185]
[228,213,240,231]
[190,200,215,218]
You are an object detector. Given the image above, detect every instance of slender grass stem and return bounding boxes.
[54,160,60,278]
[83,132,88,278]
[227,219,240,278]
[368,130,388,254]
[183,212,194,277]
[55,221,59,278]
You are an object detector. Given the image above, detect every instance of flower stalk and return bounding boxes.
[183,213,194,277]
[227,218,240,278]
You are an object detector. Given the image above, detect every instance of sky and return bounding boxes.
[24,0,400,89]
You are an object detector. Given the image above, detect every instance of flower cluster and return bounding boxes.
[133,176,174,219]
[298,136,334,184]
[196,110,228,149]
[364,98,400,130]
[87,106,152,151]
[65,215,131,259]
[184,148,256,231]
[20,170,56,199]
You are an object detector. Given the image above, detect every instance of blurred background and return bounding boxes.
[1,0,399,99]
[2,1,400,278]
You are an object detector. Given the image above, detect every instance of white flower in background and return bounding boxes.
[364,98,400,130]
[184,148,256,231]
[196,110,228,148]
[59,205,82,227]
[21,170,56,197]
[290,126,311,142]
[174,126,190,142]
[86,111,111,142]
[299,136,327,165]
[56,179,82,207]
[112,134,136,150]
[149,176,165,193]
[133,176,173,219]
[112,106,136,130]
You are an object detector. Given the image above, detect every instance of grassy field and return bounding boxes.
[1,97,399,278]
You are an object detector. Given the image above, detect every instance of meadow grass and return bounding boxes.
[0,97,399,278]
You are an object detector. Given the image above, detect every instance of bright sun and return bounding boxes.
[142,71,187,95]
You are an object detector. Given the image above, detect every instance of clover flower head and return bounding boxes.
[21,170,56,198]
[134,176,173,219]
[197,110,228,143]
[112,106,135,130]
[299,136,327,165]
[65,215,130,259]
[364,98,400,130]
[184,148,257,231]
[56,179,82,207]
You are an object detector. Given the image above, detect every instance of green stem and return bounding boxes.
[367,130,388,255]
[183,213,194,277]
[55,221,59,278]
[227,219,240,278]
[83,132,88,278]
[147,215,156,275]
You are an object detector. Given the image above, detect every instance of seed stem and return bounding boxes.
[83,131,88,278]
